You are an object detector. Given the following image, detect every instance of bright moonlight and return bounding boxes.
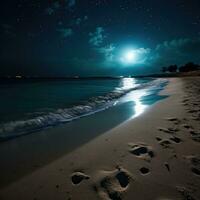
[125,51,136,62]
[121,49,138,65]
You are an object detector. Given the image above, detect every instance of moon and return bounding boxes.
[120,49,137,64]
[125,50,136,62]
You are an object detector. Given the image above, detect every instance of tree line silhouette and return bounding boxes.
[162,62,200,73]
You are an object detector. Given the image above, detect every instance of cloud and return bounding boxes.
[57,28,73,38]
[74,16,88,25]
[89,27,106,46]
[131,48,151,64]
[45,7,55,15]
[66,0,76,8]
[75,18,82,25]
[89,27,115,63]
[98,45,150,66]
[45,1,60,16]
[45,0,76,15]
[155,38,200,55]
[83,16,88,21]
[98,44,116,61]
[149,37,200,67]
[53,1,60,9]
[45,1,60,15]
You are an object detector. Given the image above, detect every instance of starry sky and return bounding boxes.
[1,0,200,76]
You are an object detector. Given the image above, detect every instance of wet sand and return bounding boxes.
[0,77,200,200]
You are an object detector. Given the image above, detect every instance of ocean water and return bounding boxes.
[0,78,167,140]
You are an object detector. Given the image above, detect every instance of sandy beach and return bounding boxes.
[0,77,200,200]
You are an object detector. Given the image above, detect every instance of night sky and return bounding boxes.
[1,0,200,76]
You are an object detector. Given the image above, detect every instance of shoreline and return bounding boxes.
[0,78,164,142]
[0,77,200,200]
[0,78,167,188]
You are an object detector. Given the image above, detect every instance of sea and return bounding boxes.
[0,77,168,141]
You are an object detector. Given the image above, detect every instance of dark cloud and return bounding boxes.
[66,0,76,9]
[75,18,82,25]
[89,27,106,47]
[74,16,88,26]
[149,37,200,68]
[45,0,75,15]
[57,28,73,38]
[45,7,55,15]
[53,1,60,9]
[98,44,116,62]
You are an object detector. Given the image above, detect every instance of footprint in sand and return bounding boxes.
[139,167,150,175]
[164,162,170,172]
[176,186,197,200]
[165,117,180,125]
[190,156,200,176]
[71,172,90,185]
[188,129,200,143]
[166,117,179,122]
[191,116,200,121]
[158,127,179,134]
[182,124,193,129]
[191,135,200,143]
[94,167,132,200]
[158,139,172,149]
[187,109,199,114]
[128,143,155,161]
[191,167,200,176]
[157,136,182,148]
[156,137,162,141]
[184,155,200,177]
[190,130,200,136]
[169,136,182,144]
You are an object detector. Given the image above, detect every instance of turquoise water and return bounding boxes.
[0,79,122,122]
[0,77,169,186]
[0,78,167,140]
